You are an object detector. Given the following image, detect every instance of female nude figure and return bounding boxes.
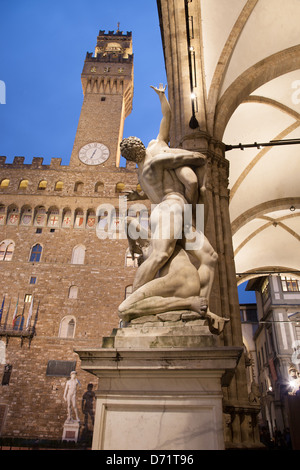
[118,218,228,335]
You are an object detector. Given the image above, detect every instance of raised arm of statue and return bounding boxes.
[150,84,171,144]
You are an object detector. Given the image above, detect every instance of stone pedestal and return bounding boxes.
[76,319,242,450]
[62,419,80,443]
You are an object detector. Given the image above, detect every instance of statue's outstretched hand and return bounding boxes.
[122,190,147,201]
[150,83,167,95]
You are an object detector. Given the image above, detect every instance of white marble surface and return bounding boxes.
[76,344,242,450]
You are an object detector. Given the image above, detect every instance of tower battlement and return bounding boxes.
[0,156,67,170]
[98,30,132,38]
[85,51,133,63]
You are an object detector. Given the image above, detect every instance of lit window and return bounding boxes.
[24,294,32,303]
[38,180,47,190]
[281,275,300,292]
[29,244,42,262]
[0,179,9,188]
[116,182,125,192]
[19,179,28,189]
[55,181,63,191]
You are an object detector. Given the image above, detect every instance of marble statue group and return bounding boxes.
[118,84,228,335]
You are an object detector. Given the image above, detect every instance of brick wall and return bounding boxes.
[0,158,147,440]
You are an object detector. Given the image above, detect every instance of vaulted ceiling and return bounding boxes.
[199,0,300,283]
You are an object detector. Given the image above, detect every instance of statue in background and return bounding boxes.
[64,371,80,422]
[119,85,228,334]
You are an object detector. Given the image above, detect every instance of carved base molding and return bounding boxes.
[76,330,242,450]
[62,419,80,443]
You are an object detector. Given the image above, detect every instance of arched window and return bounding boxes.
[71,245,85,265]
[95,181,104,193]
[4,243,14,261]
[29,244,42,262]
[38,180,47,190]
[19,179,28,189]
[59,316,76,339]
[68,286,78,299]
[0,243,5,260]
[116,182,125,193]
[54,181,63,191]
[74,181,83,193]
[0,179,9,188]
[0,240,15,261]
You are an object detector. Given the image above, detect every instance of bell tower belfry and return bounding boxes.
[70,29,134,169]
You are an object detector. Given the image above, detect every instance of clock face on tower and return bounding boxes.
[79,142,110,165]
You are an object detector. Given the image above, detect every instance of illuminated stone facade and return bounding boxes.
[0,30,141,441]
